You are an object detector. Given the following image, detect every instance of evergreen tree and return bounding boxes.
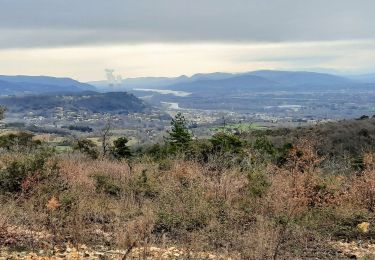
[112,137,132,159]
[166,112,192,150]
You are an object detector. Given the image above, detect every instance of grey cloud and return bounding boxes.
[0,0,375,48]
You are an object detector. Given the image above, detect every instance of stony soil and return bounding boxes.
[1,225,375,259]
[1,244,236,259]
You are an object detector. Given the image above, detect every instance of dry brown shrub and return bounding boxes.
[3,140,375,259]
[284,138,324,174]
[115,209,155,257]
[351,154,375,212]
[363,152,375,170]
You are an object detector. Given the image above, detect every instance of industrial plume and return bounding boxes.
[105,69,123,89]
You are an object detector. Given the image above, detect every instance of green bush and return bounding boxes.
[210,132,244,154]
[0,132,42,152]
[0,150,52,194]
[247,171,271,198]
[92,174,121,197]
[155,186,212,234]
[253,136,276,156]
[60,192,77,211]
[132,169,158,199]
[0,159,29,193]
[155,211,184,232]
[74,139,99,159]
[142,143,170,161]
[184,139,213,162]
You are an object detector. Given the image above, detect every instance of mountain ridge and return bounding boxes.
[89,70,360,91]
[0,75,96,95]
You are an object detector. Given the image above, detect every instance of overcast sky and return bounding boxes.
[1,0,374,81]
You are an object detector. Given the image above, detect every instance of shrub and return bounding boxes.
[92,174,121,197]
[0,151,52,194]
[0,132,42,152]
[73,139,99,159]
[184,139,212,162]
[253,136,276,156]
[0,159,29,193]
[155,184,212,234]
[247,171,271,198]
[144,143,166,160]
[132,169,158,199]
[210,132,243,154]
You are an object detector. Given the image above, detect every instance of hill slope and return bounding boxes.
[0,75,96,95]
[0,91,147,114]
[167,74,279,94]
[248,70,352,86]
[253,116,375,158]
[93,70,358,92]
[167,70,357,93]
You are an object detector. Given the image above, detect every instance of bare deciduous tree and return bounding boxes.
[100,118,112,156]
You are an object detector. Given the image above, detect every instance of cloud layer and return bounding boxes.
[1,0,374,80]
[1,0,375,48]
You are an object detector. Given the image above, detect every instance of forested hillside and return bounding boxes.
[0,91,147,114]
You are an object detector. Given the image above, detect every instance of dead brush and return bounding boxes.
[0,206,11,245]
[351,152,375,212]
[3,137,375,259]
[115,211,155,259]
[284,138,324,174]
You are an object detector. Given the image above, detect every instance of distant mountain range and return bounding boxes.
[89,70,375,93]
[247,70,352,86]
[1,70,375,121]
[118,70,375,118]
[164,71,358,94]
[89,72,239,90]
[1,70,373,96]
[0,75,96,95]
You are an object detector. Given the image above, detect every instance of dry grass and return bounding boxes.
[0,140,374,259]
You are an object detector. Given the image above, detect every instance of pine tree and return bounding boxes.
[112,137,132,159]
[166,112,192,150]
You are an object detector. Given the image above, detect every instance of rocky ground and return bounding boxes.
[2,241,375,259]
[329,241,375,259]
[0,244,236,259]
[1,225,375,259]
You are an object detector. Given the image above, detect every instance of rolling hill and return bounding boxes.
[94,70,365,94]
[0,91,147,114]
[0,75,96,95]
[165,70,357,93]
[247,70,352,86]
[167,74,279,94]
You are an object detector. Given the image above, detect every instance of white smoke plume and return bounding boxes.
[105,69,123,89]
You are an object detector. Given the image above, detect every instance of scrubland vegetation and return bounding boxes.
[0,113,375,258]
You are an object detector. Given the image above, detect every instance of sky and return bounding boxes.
[0,0,375,81]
